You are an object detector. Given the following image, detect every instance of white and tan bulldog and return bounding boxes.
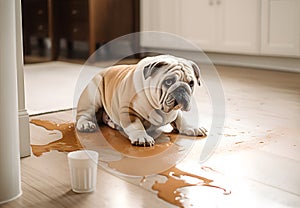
[76,55,207,146]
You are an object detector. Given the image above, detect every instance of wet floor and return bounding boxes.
[30,119,230,207]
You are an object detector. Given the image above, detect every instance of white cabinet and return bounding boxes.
[215,0,260,54]
[141,0,179,34]
[141,0,260,54]
[141,0,300,57]
[140,0,180,49]
[178,0,216,51]
[261,0,300,57]
[180,0,260,54]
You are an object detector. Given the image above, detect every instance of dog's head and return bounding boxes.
[136,55,201,113]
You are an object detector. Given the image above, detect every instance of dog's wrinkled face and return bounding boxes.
[138,55,201,113]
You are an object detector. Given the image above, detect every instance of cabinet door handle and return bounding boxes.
[38,25,44,31]
[71,9,78,15]
[216,0,221,5]
[209,0,214,6]
[37,9,44,15]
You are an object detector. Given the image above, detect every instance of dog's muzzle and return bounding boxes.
[165,83,192,112]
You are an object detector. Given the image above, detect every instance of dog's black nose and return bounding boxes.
[189,80,194,88]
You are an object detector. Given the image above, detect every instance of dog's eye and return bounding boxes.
[164,78,175,87]
[189,80,194,88]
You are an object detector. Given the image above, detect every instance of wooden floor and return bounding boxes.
[2,64,300,208]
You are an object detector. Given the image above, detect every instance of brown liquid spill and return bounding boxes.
[100,128,230,207]
[106,133,195,176]
[152,166,231,208]
[30,120,230,208]
[201,166,222,173]
[100,126,178,158]
[30,119,83,156]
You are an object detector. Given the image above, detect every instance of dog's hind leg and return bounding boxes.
[101,110,122,131]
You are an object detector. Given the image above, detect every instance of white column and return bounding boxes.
[0,0,22,204]
[16,0,31,157]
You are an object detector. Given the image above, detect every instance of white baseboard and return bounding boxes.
[205,52,300,73]
[142,48,300,73]
[18,109,31,158]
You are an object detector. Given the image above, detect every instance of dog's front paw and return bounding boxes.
[180,127,207,137]
[130,133,155,147]
[76,117,97,132]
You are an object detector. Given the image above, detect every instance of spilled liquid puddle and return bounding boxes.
[31,119,230,207]
[94,123,178,158]
[152,166,231,208]
[105,132,194,176]
[30,119,83,156]
[106,133,178,158]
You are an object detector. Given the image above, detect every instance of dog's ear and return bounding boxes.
[143,61,168,80]
[190,61,201,86]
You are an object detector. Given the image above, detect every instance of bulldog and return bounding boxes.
[76,55,207,146]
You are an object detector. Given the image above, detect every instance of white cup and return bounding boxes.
[67,150,99,193]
